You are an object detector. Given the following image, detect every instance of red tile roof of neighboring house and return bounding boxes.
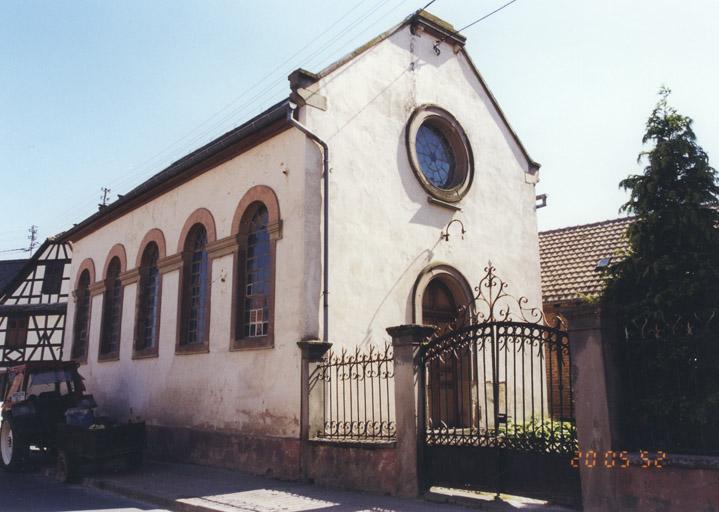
[539,217,633,305]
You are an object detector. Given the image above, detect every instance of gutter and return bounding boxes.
[286,104,330,343]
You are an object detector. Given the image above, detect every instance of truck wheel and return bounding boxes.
[0,419,29,471]
[125,450,143,470]
[56,450,79,483]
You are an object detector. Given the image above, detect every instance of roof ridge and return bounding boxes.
[539,215,634,236]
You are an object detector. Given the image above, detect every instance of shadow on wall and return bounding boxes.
[359,238,443,347]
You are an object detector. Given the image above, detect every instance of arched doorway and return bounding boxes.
[422,279,459,333]
[414,266,474,429]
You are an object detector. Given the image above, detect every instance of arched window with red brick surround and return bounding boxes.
[178,224,210,350]
[134,241,161,356]
[231,186,281,350]
[71,264,93,361]
[99,256,123,360]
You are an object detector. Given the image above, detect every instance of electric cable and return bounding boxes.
[48,0,450,232]
[52,0,396,224]
[433,0,520,54]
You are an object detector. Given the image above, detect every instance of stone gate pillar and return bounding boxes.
[386,324,435,497]
[297,339,332,480]
[564,304,621,511]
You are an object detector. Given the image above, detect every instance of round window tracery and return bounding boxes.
[416,124,456,189]
[406,105,474,203]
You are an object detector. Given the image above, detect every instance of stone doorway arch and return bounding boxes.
[412,264,474,428]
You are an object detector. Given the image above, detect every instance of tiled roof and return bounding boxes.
[539,217,633,304]
[0,259,28,297]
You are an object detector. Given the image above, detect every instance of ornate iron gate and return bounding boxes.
[418,265,580,504]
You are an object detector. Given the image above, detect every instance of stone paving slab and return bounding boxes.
[82,461,579,512]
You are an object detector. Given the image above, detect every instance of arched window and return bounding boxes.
[236,203,271,338]
[71,269,92,360]
[99,257,123,359]
[230,187,280,350]
[234,203,275,348]
[179,224,209,348]
[134,242,161,355]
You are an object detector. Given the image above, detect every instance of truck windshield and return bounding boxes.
[29,370,75,386]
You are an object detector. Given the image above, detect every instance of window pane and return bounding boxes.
[100,258,122,356]
[72,270,91,359]
[41,261,64,295]
[416,124,456,189]
[241,206,270,338]
[182,226,208,345]
[5,316,28,350]
[136,243,160,351]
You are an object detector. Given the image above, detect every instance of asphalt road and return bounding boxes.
[0,469,169,512]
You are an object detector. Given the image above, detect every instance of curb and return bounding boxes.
[83,478,223,512]
[424,491,497,511]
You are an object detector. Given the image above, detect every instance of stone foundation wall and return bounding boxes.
[306,440,399,495]
[567,305,719,511]
[590,458,719,511]
[146,425,301,481]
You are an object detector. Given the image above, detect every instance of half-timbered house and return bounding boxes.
[0,239,72,366]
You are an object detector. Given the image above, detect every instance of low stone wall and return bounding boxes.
[566,305,719,511]
[616,464,719,511]
[146,425,301,481]
[586,455,719,511]
[306,439,399,495]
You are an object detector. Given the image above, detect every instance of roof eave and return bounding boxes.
[59,99,291,244]
[460,50,540,172]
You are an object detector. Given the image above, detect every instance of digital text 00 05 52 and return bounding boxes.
[570,450,668,469]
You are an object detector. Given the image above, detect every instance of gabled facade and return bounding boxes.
[0,239,72,366]
[59,11,544,489]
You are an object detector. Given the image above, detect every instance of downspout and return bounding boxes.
[287,103,329,343]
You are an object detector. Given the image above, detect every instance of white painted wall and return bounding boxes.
[64,22,544,439]
[64,129,321,438]
[303,26,542,349]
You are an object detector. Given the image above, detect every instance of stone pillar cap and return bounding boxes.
[386,324,436,339]
[296,339,332,362]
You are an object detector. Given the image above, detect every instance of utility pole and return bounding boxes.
[27,225,38,252]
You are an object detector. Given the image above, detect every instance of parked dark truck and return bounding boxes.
[0,361,145,482]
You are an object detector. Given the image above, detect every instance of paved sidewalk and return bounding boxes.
[81,461,578,512]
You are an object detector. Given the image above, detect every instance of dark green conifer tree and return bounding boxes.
[605,87,719,321]
[604,88,719,453]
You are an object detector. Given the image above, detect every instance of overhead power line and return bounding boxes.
[51,0,403,226]
[433,0,520,55]
[418,0,439,11]
[48,0,433,232]
[0,225,39,254]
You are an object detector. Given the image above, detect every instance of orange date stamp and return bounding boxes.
[570,450,668,469]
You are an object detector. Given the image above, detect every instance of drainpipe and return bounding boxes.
[287,103,329,343]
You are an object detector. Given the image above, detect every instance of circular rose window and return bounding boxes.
[406,106,473,203]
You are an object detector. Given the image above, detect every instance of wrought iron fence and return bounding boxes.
[315,342,396,441]
[420,264,577,455]
[617,311,719,455]
[422,321,577,455]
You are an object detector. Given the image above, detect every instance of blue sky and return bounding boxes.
[1,0,717,257]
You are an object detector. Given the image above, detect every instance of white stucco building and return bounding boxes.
[60,11,543,488]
